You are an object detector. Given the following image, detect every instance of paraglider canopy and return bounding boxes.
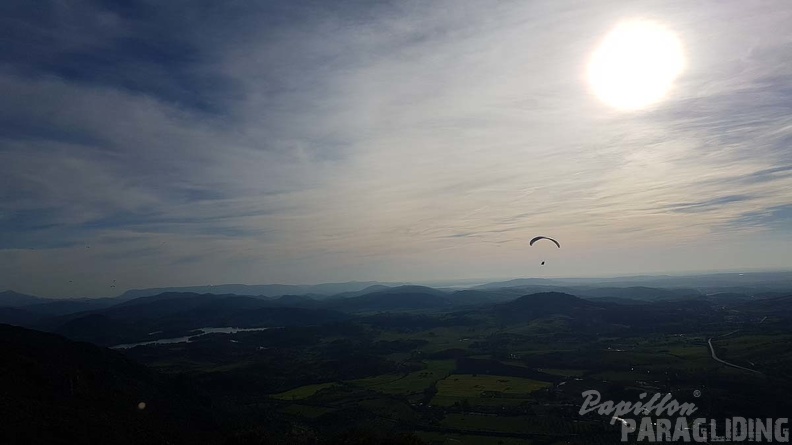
[529,236,560,248]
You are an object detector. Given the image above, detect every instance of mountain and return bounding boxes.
[117,285,294,300]
[735,294,792,319]
[487,291,713,332]
[0,324,218,445]
[476,271,792,293]
[624,272,792,290]
[324,286,452,313]
[116,281,403,300]
[0,290,50,307]
[473,278,564,290]
[493,292,603,323]
[573,286,702,301]
[326,284,394,299]
[110,292,267,312]
[446,289,524,306]
[472,281,705,303]
[361,285,448,297]
[22,298,118,315]
[0,292,128,327]
[584,296,647,305]
[48,293,349,346]
[702,292,754,303]
[267,294,319,307]
[0,291,97,326]
[305,281,407,296]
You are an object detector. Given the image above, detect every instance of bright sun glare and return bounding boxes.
[587,19,685,111]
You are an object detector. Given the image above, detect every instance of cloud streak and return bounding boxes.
[2,0,792,296]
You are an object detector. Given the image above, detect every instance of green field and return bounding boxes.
[714,334,792,357]
[432,374,551,406]
[271,382,340,400]
[350,360,455,395]
[113,279,792,443]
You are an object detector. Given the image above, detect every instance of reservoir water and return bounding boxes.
[112,326,274,349]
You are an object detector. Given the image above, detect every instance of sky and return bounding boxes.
[2,0,792,298]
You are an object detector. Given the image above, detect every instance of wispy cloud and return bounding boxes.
[2,0,792,296]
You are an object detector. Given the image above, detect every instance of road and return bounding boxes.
[706,338,762,375]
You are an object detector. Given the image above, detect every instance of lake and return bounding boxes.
[111,326,275,349]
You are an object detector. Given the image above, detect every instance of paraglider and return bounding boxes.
[529,236,560,248]
[530,236,560,265]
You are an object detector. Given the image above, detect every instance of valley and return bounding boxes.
[2,274,791,444]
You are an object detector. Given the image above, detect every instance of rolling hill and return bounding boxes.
[0,324,218,445]
[0,290,50,307]
[323,286,452,313]
[47,293,350,346]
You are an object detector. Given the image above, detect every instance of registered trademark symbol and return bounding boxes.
[693,390,701,398]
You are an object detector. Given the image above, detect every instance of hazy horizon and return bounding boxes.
[3,1,792,298]
[7,267,792,299]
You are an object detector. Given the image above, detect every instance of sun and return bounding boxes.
[587,19,685,111]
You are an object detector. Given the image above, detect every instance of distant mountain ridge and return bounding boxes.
[47,292,350,346]
[6,271,790,304]
[324,285,451,313]
[0,290,51,307]
[117,281,405,300]
[4,273,791,346]
[477,271,792,291]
